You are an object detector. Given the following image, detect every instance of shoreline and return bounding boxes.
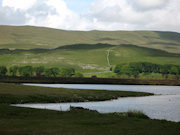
[0,83,153,105]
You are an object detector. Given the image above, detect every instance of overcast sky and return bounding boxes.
[0,0,180,32]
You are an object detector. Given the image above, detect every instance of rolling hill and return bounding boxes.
[0,25,180,53]
[0,25,180,74]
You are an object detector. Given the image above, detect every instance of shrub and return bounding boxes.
[125,110,149,119]
[73,72,84,78]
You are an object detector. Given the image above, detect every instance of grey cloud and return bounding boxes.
[27,1,58,18]
[0,1,58,26]
[0,6,27,25]
[130,0,170,11]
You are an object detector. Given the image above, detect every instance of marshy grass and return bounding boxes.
[111,110,149,119]
[125,110,149,119]
[1,104,180,135]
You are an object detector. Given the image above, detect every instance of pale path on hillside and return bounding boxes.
[84,45,121,75]
[106,45,121,68]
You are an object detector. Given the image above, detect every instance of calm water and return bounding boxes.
[13,84,180,122]
[23,84,180,95]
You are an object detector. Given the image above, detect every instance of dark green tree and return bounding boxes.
[169,67,179,75]
[151,64,161,73]
[160,64,173,78]
[0,66,7,76]
[110,67,113,71]
[50,67,60,77]
[160,64,173,74]
[34,66,45,76]
[9,66,18,76]
[117,70,123,78]
[141,62,153,73]
[132,70,140,79]
[21,66,34,76]
[18,67,23,76]
[114,63,127,73]
[44,68,51,77]
[60,68,75,77]
[177,65,180,75]
[60,69,69,77]
[121,64,133,78]
[45,67,60,77]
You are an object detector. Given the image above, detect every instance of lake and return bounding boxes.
[13,84,180,122]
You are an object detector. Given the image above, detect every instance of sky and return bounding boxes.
[0,0,180,33]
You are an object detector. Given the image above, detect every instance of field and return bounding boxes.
[0,83,180,135]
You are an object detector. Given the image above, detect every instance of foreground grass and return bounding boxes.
[0,83,180,135]
[0,83,153,104]
[1,105,180,135]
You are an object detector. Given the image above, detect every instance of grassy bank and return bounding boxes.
[0,83,153,104]
[0,83,180,135]
[1,104,180,135]
[84,72,179,80]
[1,76,180,86]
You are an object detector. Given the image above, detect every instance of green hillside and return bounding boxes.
[0,44,180,73]
[0,25,180,74]
[0,25,180,53]
[110,45,180,67]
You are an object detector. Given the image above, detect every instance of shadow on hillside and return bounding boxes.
[155,31,180,43]
[0,43,115,54]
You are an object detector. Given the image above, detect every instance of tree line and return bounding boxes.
[114,62,180,79]
[0,65,84,78]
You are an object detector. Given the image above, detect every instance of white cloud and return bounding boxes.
[87,0,180,32]
[0,0,180,32]
[1,0,83,29]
